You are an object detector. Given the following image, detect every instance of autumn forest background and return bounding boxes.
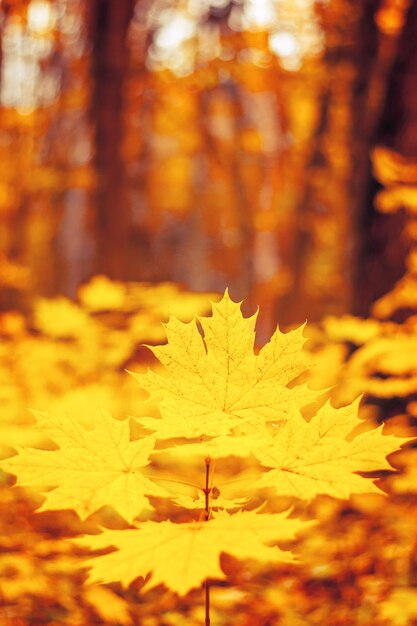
[1,0,417,624]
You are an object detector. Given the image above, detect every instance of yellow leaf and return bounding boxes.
[375,185,417,214]
[147,291,220,322]
[79,510,310,595]
[389,449,417,494]
[131,291,310,439]
[33,297,91,338]
[83,585,132,625]
[1,411,169,522]
[128,312,168,343]
[379,588,417,626]
[253,399,406,499]
[322,315,381,345]
[171,492,248,510]
[78,275,126,312]
[166,434,268,460]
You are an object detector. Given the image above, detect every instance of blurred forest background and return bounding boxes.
[1,0,416,325]
[3,1,417,625]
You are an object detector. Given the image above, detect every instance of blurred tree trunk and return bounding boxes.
[279,0,381,323]
[281,0,414,323]
[354,0,417,314]
[88,0,135,279]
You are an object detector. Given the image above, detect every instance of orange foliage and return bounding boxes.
[1,1,417,624]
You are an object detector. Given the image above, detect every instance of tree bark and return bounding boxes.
[354,0,417,314]
[88,0,135,279]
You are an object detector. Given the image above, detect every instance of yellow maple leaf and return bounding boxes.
[1,411,169,522]
[253,398,405,499]
[165,433,267,460]
[131,291,311,439]
[79,510,311,595]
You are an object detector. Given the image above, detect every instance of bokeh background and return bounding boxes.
[1,0,416,324]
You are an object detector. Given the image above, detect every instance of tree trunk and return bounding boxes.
[88,0,135,279]
[354,0,417,314]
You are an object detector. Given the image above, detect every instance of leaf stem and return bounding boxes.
[205,580,210,626]
[204,455,211,626]
[204,456,211,521]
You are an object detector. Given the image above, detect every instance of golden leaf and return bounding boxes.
[322,315,381,345]
[389,448,417,494]
[78,275,126,312]
[131,291,311,439]
[79,510,310,595]
[171,492,248,511]
[33,297,91,338]
[253,398,406,499]
[166,434,267,460]
[379,588,417,626]
[83,585,132,625]
[1,411,169,523]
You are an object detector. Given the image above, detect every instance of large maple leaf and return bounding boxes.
[252,399,404,499]
[79,510,311,595]
[131,291,311,439]
[1,411,169,522]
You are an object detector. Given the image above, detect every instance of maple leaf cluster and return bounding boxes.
[1,292,409,596]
